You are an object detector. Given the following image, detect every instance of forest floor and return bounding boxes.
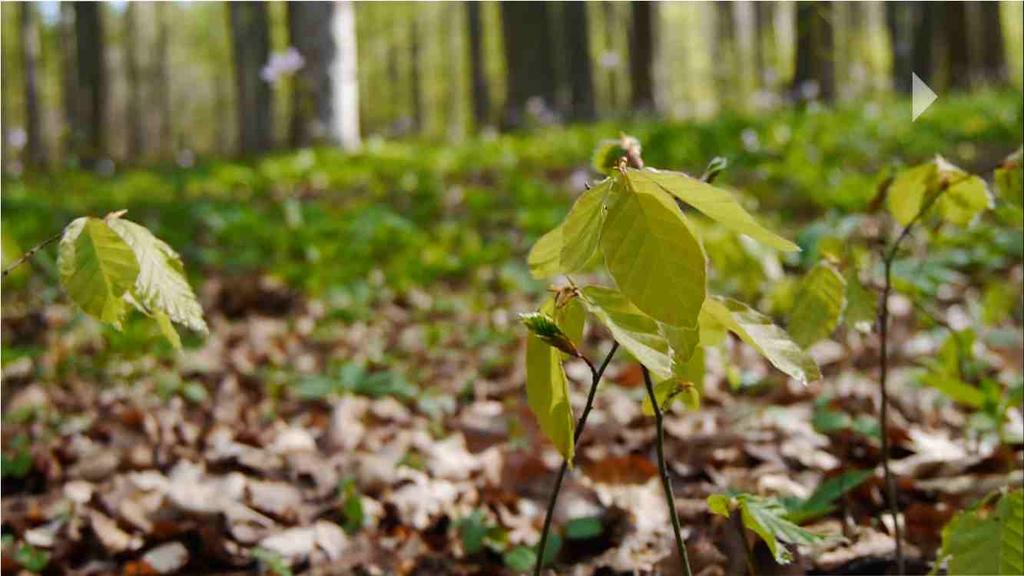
[2,91,1022,575]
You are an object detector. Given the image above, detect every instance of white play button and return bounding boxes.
[912,73,937,122]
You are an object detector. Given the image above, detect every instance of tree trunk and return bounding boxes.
[229,1,273,155]
[629,1,656,114]
[446,3,464,140]
[500,1,558,129]
[155,3,172,158]
[563,1,595,122]
[74,2,107,167]
[754,1,775,92]
[466,1,491,131]
[409,12,424,133]
[330,0,361,150]
[792,1,834,103]
[60,2,78,160]
[602,2,619,113]
[912,3,939,85]
[886,2,912,93]
[288,1,336,147]
[714,2,736,110]
[976,2,1007,86]
[20,2,46,168]
[944,2,971,91]
[124,2,144,160]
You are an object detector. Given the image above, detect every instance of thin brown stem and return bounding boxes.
[642,366,693,576]
[876,182,954,575]
[2,231,62,278]
[534,342,619,575]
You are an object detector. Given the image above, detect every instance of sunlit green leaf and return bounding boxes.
[579,286,673,380]
[938,173,991,226]
[58,217,140,326]
[107,218,208,334]
[702,297,821,384]
[560,180,614,273]
[788,261,846,347]
[601,173,706,328]
[528,225,563,279]
[887,163,935,226]
[629,168,799,252]
[939,489,1023,575]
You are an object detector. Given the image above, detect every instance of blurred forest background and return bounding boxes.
[1,1,1022,171]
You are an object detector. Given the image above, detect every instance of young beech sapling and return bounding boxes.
[521,137,821,575]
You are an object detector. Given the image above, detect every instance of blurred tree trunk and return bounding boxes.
[124,2,144,160]
[943,2,971,91]
[500,1,557,129]
[229,2,273,155]
[60,2,78,160]
[911,3,937,84]
[754,1,775,92]
[714,2,736,109]
[20,2,46,168]
[886,2,912,93]
[155,3,172,158]
[792,1,834,103]
[466,2,491,131]
[409,12,424,133]
[446,3,464,140]
[975,2,1007,86]
[629,1,656,114]
[602,2,619,113]
[288,1,335,147]
[330,0,361,150]
[563,1,595,122]
[74,2,106,167]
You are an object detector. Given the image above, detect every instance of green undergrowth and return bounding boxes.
[3,90,1021,302]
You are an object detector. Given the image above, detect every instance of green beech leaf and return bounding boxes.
[788,261,846,348]
[560,180,614,273]
[708,493,824,565]
[106,218,208,334]
[702,297,821,384]
[938,172,991,226]
[601,173,707,328]
[629,168,799,252]
[58,217,140,326]
[939,489,1023,575]
[887,163,936,226]
[528,225,563,279]
[579,285,673,380]
[660,322,700,370]
[995,147,1022,209]
[524,298,579,463]
[887,157,990,226]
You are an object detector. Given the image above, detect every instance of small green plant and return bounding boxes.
[873,156,993,573]
[522,136,820,575]
[707,491,823,567]
[2,210,206,348]
[935,489,1023,576]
